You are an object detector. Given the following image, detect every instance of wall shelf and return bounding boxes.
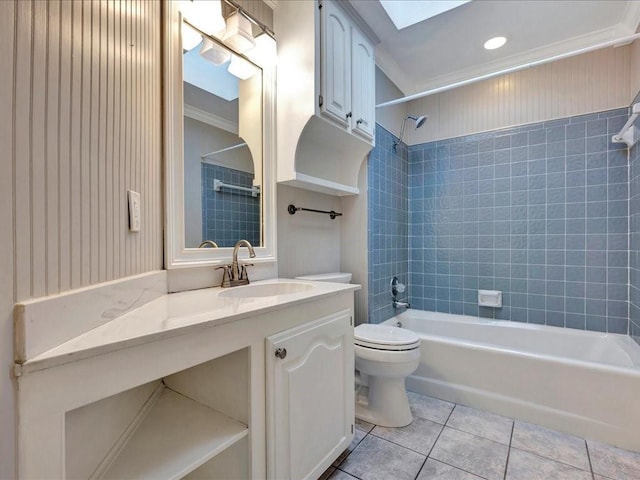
[101,387,248,480]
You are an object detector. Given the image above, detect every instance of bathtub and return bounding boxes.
[384,310,640,452]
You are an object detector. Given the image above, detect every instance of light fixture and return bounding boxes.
[227,54,260,80]
[484,36,507,50]
[200,36,231,65]
[246,30,277,67]
[222,10,256,53]
[179,0,226,37]
[182,21,202,51]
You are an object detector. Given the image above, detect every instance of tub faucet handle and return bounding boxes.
[391,276,405,296]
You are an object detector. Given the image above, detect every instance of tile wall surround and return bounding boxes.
[367,125,409,324]
[629,90,640,345]
[201,163,260,247]
[408,107,629,333]
[369,106,635,334]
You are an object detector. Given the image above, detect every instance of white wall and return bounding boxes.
[0,1,163,477]
[277,185,342,278]
[375,67,407,138]
[632,39,640,98]
[408,43,636,144]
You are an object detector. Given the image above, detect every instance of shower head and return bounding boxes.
[411,115,427,129]
[393,114,428,150]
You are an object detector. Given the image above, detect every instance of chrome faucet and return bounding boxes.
[218,239,257,288]
[393,299,411,309]
[198,240,219,248]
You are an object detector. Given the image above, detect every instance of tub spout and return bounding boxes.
[393,300,411,309]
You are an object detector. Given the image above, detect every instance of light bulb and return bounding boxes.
[246,31,277,67]
[484,36,507,50]
[228,54,259,80]
[222,11,256,53]
[200,37,231,65]
[180,0,226,36]
[182,21,202,51]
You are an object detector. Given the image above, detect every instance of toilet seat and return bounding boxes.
[354,324,420,351]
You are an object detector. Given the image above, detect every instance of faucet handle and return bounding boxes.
[216,265,233,286]
[239,263,254,281]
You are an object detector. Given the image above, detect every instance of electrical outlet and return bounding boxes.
[128,190,141,232]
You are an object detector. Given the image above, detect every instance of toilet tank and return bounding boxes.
[294,272,352,284]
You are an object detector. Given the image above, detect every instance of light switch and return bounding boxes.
[128,190,141,232]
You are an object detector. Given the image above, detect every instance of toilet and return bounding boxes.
[354,323,420,427]
[294,271,421,428]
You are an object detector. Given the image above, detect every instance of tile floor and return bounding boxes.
[321,392,640,480]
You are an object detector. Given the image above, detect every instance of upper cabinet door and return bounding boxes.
[320,1,352,127]
[351,28,375,140]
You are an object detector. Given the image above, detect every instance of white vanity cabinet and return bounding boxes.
[266,310,354,480]
[15,279,359,479]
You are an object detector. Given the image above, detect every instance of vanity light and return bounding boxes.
[246,30,277,67]
[200,36,231,65]
[484,36,507,50]
[179,0,226,37]
[222,10,256,53]
[182,22,202,51]
[228,54,260,80]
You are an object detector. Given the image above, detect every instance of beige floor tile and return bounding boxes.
[506,448,592,480]
[340,434,425,480]
[430,427,508,480]
[446,404,513,445]
[372,416,443,455]
[407,392,455,424]
[417,458,485,479]
[588,440,640,480]
[511,421,589,470]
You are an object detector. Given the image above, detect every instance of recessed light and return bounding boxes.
[484,36,507,50]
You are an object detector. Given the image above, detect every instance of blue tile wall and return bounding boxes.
[201,163,260,247]
[367,125,409,324]
[629,91,640,345]
[407,108,629,332]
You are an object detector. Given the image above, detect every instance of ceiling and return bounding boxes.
[347,0,640,100]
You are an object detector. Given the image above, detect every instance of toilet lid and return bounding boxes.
[354,324,420,350]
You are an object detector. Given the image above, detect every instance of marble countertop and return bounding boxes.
[21,279,360,374]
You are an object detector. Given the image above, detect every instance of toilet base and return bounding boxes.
[354,377,413,427]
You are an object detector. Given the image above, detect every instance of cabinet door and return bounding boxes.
[320,1,352,127]
[351,28,375,140]
[266,310,354,480]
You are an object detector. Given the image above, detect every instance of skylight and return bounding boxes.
[379,0,470,30]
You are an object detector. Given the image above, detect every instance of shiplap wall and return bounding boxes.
[11,0,163,301]
[1,1,163,477]
[408,44,636,144]
[632,39,640,97]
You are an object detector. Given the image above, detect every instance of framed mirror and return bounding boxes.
[164,2,276,268]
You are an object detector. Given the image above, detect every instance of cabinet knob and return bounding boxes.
[346,112,352,119]
[356,118,363,125]
[275,348,287,359]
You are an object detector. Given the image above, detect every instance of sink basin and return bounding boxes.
[218,282,315,298]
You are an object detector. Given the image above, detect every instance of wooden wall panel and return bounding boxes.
[8,0,163,301]
[632,39,640,99]
[408,44,635,144]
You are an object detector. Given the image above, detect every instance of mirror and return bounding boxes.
[183,41,263,248]
[164,3,276,268]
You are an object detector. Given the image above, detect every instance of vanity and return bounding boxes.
[15,278,358,479]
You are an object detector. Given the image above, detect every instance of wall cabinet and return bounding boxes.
[321,1,375,140]
[275,0,376,196]
[266,310,354,480]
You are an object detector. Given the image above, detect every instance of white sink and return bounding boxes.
[218,282,315,298]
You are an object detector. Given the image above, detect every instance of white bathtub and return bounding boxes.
[384,310,640,452]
